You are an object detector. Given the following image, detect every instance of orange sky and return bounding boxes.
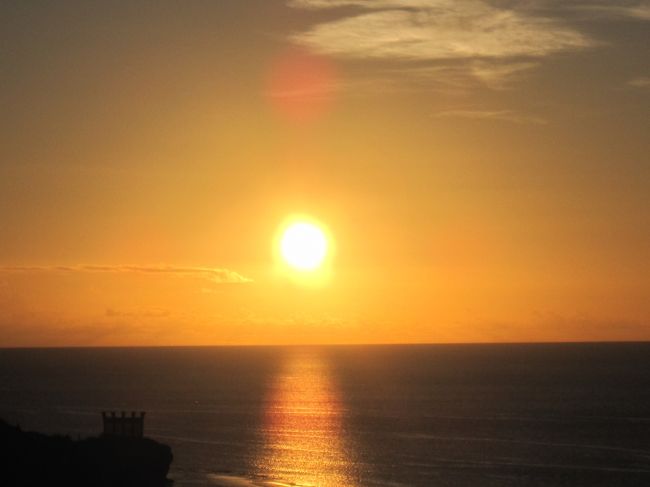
[0,1,649,346]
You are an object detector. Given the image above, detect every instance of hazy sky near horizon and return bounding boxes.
[0,0,648,346]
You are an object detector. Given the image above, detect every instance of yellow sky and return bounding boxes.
[0,1,649,346]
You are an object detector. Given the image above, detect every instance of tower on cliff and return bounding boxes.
[101,411,145,438]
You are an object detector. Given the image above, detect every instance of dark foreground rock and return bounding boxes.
[0,418,172,487]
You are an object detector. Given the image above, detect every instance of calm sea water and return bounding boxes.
[1,343,649,486]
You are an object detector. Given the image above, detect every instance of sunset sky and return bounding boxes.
[1,0,648,346]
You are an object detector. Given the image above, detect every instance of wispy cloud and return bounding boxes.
[568,2,650,21]
[0,265,252,283]
[627,76,650,89]
[105,308,171,319]
[433,109,547,125]
[469,61,539,89]
[390,60,539,92]
[289,0,593,61]
[290,0,436,8]
[287,0,595,93]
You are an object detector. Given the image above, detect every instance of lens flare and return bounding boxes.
[266,48,337,122]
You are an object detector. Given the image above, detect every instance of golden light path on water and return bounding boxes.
[254,351,357,487]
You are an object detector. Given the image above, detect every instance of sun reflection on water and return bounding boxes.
[254,350,357,487]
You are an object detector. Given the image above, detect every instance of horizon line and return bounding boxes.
[1,339,649,350]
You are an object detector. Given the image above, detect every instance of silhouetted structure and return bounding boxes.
[0,417,172,487]
[102,411,145,438]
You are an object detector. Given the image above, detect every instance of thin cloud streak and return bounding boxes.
[391,61,539,91]
[469,61,539,89]
[433,109,548,125]
[627,76,650,88]
[568,2,650,21]
[0,265,252,283]
[289,0,437,8]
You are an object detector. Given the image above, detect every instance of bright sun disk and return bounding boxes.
[280,222,328,271]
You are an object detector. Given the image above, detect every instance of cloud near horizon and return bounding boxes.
[0,265,252,284]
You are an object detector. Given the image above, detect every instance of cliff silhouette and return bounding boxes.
[0,418,172,486]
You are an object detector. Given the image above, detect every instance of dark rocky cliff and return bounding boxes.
[0,418,172,486]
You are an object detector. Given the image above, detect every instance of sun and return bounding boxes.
[280,221,328,271]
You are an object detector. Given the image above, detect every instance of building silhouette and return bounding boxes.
[101,411,145,438]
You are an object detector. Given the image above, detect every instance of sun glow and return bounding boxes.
[280,221,329,272]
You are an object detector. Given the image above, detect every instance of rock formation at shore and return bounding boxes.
[0,418,172,486]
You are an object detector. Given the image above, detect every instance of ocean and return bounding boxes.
[0,343,649,486]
